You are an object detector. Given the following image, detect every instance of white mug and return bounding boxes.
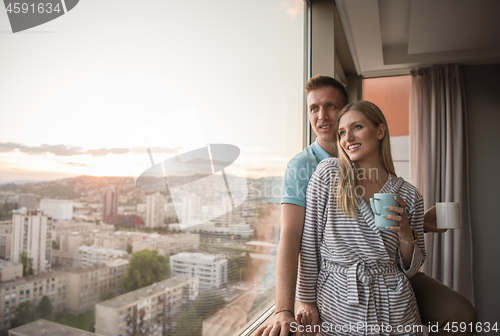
[436,202,461,229]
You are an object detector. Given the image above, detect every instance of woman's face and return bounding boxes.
[338,110,385,165]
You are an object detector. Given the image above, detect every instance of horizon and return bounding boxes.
[0,1,304,185]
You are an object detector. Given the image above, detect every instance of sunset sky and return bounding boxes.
[0,0,305,183]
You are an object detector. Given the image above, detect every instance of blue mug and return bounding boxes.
[369,193,399,230]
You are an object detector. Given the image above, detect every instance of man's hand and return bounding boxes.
[296,302,320,336]
[253,311,296,336]
[424,205,448,233]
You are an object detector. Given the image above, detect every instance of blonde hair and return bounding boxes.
[335,101,396,219]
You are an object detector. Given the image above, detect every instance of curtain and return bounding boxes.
[409,64,474,303]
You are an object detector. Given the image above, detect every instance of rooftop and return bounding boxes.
[105,259,130,267]
[0,260,20,268]
[171,252,225,262]
[64,263,108,274]
[1,270,66,287]
[9,319,98,336]
[96,276,191,309]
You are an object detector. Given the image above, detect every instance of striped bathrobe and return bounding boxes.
[296,158,425,336]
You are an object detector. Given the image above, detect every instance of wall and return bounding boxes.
[463,64,500,329]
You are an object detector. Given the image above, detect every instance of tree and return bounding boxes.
[193,292,225,318]
[36,296,53,320]
[227,253,251,283]
[19,251,34,277]
[11,301,36,328]
[126,243,132,255]
[119,249,170,293]
[174,307,202,336]
[174,292,225,336]
[101,292,116,301]
[52,240,59,250]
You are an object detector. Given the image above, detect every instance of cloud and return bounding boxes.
[64,162,91,167]
[0,142,84,156]
[282,0,302,18]
[0,142,180,157]
[85,148,129,156]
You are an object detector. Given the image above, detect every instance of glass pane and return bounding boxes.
[0,1,305,335]
[363,76,411,181]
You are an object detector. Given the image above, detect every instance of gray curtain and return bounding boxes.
[409,64,474,304]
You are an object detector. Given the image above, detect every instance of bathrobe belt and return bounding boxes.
[321,259,399,305]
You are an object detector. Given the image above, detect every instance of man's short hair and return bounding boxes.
[305,74,348,106]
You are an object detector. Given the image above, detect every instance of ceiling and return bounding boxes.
[335,0,500,77]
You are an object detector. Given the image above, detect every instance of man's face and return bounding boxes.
[307,86,345,147]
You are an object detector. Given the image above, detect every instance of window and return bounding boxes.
[363,76,411,181]
[2,1,305,335]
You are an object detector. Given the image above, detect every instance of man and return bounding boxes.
[255,75,477,336]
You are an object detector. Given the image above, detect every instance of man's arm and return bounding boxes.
[254,203,305,336]
[424,205,448,233]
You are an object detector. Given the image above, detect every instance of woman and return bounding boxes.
[296,101,425,335]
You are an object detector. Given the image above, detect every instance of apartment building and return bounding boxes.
[95,276,199,336]
[65,259,129,314]
[168,221,254,239]
[0,259,129,329]
[39,199,73,221]
[145,192,166,228]
[0,260,22,282]
[51,222,114,267]
[103,187,119,224]
[11,212,52,274]
[9,319,99,336]
[94,231,145,251]
[0,221,12,259]
[132,233,199,256]
[170,252,228,291]
[0,271,66,331]
[52,221,114,247]
[74,245,127,268]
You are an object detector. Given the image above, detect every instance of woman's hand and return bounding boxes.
[383,196,413,240]
[253,310,296,336]
[296,302,320,336]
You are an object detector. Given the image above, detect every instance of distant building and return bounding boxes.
[95,276,198,336]
[74,245,127,268]
[11,211,52,274]
[40,199,73,220]
[52,221,114,247]
[51,221,115,267]
[17,194,37,211]
[169,221,254,239]
[103,187,119,224]
[170,252,228,291]
[94,231,146,251]
[145,192,166,228]
[0,260,23,281]
[9,319,99,336]
[110,214,142,226]
[0,220,12,259]
[164,202,178,224]
[132,233,199,256]
[65,259,129,314]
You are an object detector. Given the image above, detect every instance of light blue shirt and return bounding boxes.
[280,139,332,207]
[263,140,333,290]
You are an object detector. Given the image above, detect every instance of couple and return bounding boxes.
[255,75,476,336]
